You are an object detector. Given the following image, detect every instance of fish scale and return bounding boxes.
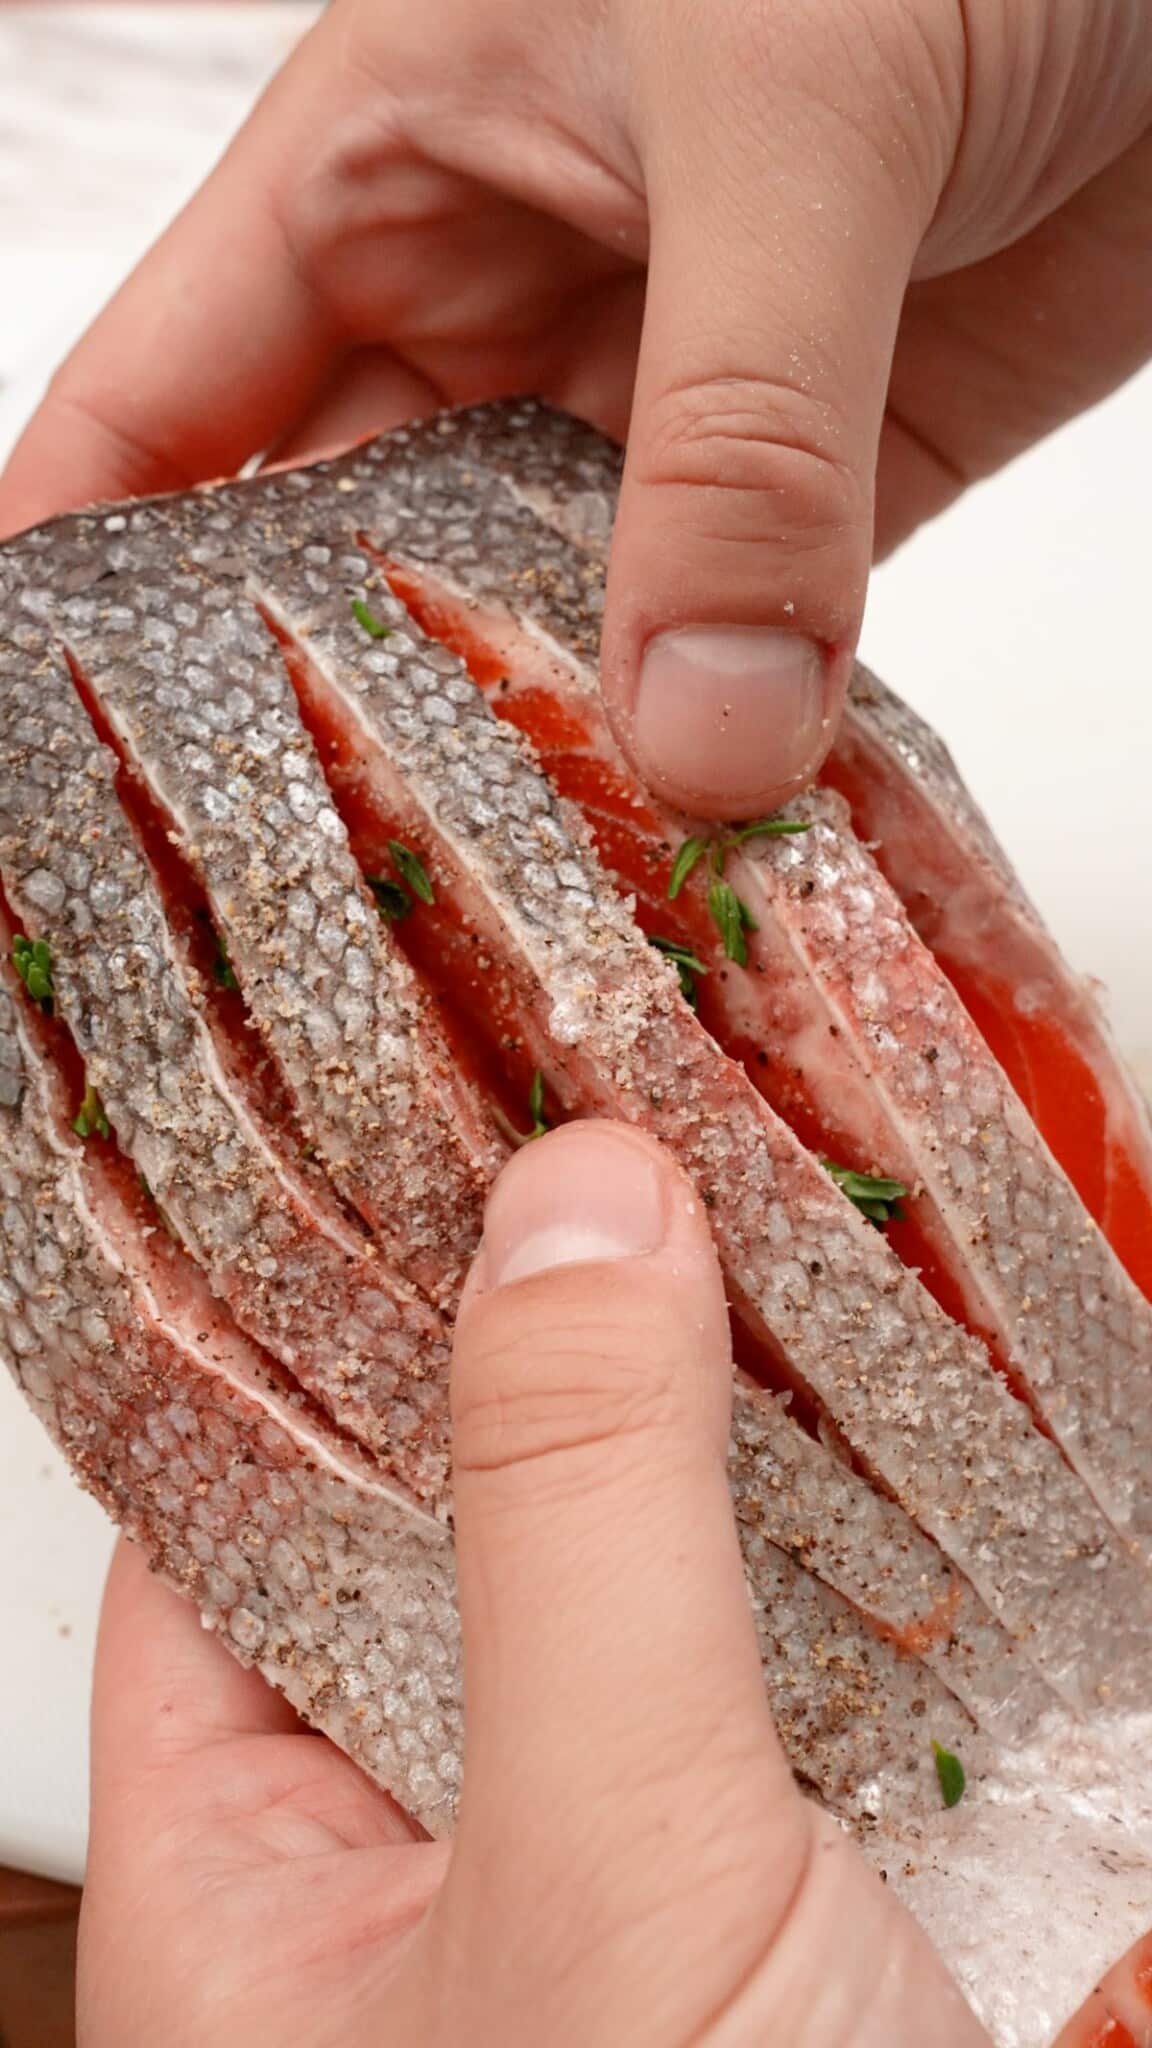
[174,450,1151,1715]
[0,491,1063,1733]
[50,541,500,1311]
[0,972,975,1827]
[0,624,454,1498]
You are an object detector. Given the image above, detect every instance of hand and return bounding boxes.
[2,1,1149,818]
[78,1122,988,2047]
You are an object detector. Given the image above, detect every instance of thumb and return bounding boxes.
[601,7,952,818]
[445,1121,807,2004]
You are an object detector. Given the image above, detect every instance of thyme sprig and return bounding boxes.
[666,816,811,963]
[932,1741,966,1809]
[12,934,54,1011]
[73,1083,111,1142]
[648,934,709,1009]
[823,1159,908,1227]
[351,598,392,640]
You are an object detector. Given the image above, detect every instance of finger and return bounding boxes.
[92,1536,303,1771]
[876,124,1152,554]
[599,2,957,818]
[445,1124,808,1969]
[266,347,445,468]
[0,13,346,537]
[90,1539,422,1854]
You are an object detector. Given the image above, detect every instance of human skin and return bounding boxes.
[78,1122,993,2048]
[0,0,1149,816]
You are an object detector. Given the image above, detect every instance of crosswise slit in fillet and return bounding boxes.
[0,966,987,1822]
[232,485,1152,1714]
[0,628,454,1503]
[824,671,1152,1303]
[359,470,1152,1564]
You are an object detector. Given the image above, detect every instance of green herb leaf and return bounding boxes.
[351,598,392,640]
[12,934,54,1011]
[368,875,413,923]
[932,1741,966,1809]
[648,933,708,1009]
[72,1082,111,1142]
[667,837,709,899]
[822,1159,908,1227]
[730,816,814,846]
[387,840,435,906]
[708,879,757,965]
[493,1070,550,1149]
[212,930,239,991]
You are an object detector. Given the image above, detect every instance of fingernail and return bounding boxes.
[631,625,829,811]
[483,1124,667,1289]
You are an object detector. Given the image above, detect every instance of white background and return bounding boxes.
[1,3,1149,1884]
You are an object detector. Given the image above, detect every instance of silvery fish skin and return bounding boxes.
[1,403,1150,2045]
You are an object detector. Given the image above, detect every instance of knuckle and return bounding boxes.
[453,1292,693,1487]
[636,373,869,550]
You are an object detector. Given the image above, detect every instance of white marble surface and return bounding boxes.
[0,3,1149,1886]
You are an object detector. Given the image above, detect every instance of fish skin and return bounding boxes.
[826,667,1152,1303]
[0,967,978,1826]
[0,972,465,1837]
[729,1380,1052,1742]
[48,539,501,1311]
[206,452,1152,1717]
[0,624,455,1501]
[0,494,1047,1741]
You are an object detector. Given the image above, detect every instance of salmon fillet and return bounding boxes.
[2,402,1151,2043]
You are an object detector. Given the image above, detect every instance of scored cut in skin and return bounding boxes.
[0,626,455,1502]
[728,1381,1052,1741]
[159,452,1152,1716]
[824,669,1152,1304]
[421,398,1152,1305]
[0,969,981,1825]
[352,418,1152,1559]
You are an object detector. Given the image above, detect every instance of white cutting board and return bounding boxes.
[1,3,1149,1888]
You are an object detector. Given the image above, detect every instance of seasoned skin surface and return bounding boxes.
[3,401,1152,2044]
